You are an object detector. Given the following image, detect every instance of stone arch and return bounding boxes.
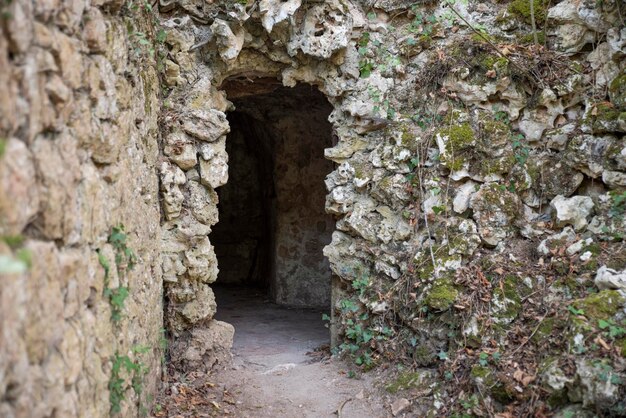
[158,0,367,368]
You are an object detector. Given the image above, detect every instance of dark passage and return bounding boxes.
[211,80,334,309]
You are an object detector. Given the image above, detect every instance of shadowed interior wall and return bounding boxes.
[212,83,334,308]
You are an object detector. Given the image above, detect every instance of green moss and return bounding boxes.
[0,137,6,159]
[478,155,515,177]
[413,345,435,366]
[385,371,427,394]
[470,365,513,403]
[1,235,25,249]
[425,278,459,311]
[480,55,510,73]
[437,123,475,171]
[577,290,625,320]
[532,317,557,343]
[508,0,547,25]
[493,275,523,322]
[471,32,496,44]
[481,183,520,219]
[609,72,626,110]
[470,365,491,379]
[438,123,475,151]
[352,162,371,181]
[584,243,602,256]
[482,119,509,138]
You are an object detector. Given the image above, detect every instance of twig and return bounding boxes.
[510,312,548,355]
[336,398,352,417]
[530,0,539,45]
[444,1,543,87]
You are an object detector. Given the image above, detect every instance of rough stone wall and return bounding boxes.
[271,89,334,308]
[157,0,625,413]
[0,0,624,414]
[0,1,163,417]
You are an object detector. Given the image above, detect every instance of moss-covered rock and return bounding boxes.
[609,71,626,110]
[577,290,625,320]
[436,123,475,171]
[385,370,432,394]
[491,276,523,324]
[470,183,522,246]
[425,277,459,311]
[587,103,626,134]
[508,0,547,25]
[470,365,514,403]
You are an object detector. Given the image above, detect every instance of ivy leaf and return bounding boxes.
[156,29,167,43]
[432,206,445,215]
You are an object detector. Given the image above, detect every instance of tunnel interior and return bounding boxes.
[210,80,335,310]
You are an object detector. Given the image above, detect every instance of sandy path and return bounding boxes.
[210,287,386,418]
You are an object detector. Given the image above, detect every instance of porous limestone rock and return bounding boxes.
[287,0,352,59]
[551,195,594,231]
[211,19,244,62]
[259,0,301,33]
[452,180,477,214]
[595,266,626,291]
[160,161,187,220]
[470,183,521,246]
[199,138,229,189]
[182,108,230,143]
[169,320,234,372]
[164,131,198,170]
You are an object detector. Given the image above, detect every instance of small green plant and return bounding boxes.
[594,361,622,385]
[109,225,137,273]
[408,5,438,36]
[609,191,626,219]
[352,276,369,296]
[511,134,529,165]
[106,287,130,323]
[568,305,585,316]
[598,319,626,339]
[357,32,374,77]
[0,137,7,158]
[99,225,137,323]
[478,352,489,366]
[1,234,24,249]
[109,350,150,414]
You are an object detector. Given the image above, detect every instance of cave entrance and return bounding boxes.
[211,79,334,359]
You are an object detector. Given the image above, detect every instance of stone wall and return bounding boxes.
[1,0,625,415]
[157,0,626,414]
[0,1,163,417]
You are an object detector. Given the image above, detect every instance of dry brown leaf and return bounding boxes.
[595,335,610,350]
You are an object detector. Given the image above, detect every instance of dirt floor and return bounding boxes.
[154,287,388,417]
